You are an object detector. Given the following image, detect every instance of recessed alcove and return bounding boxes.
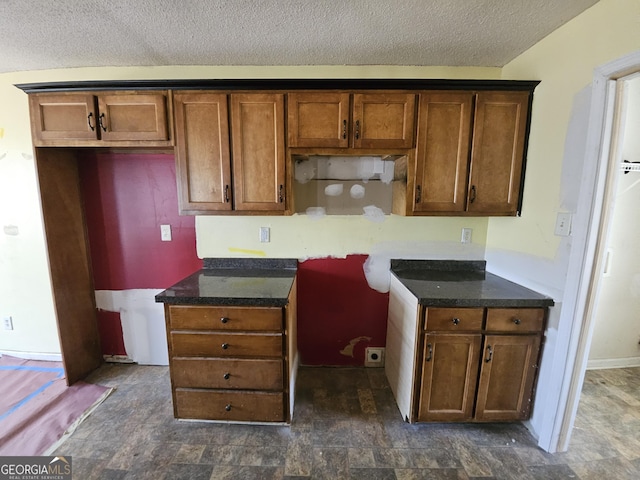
[292,154,408,216]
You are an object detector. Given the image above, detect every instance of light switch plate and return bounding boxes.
[555,213,572,236]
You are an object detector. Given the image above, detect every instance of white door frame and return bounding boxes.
[546,50,640,452]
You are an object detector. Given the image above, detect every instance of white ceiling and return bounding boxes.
[0,0,599,75]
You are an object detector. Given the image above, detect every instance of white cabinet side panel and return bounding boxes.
[385,275,420,421]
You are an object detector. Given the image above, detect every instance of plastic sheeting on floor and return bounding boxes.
[0,355,112,456]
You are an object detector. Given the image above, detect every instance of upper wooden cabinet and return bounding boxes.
[174,92,286,215]
[230,94,286,212]
[28,92,172,147]
[174,92,231,213]
[413,91,473,213]
[467,91,529,215]
[413,91,530,216]
[288,92,416,149]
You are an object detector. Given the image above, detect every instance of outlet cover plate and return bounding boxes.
[365,347,385,367]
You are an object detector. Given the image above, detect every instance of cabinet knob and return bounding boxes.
[452,317,460,325]
[221,343,229,350]
[513,318,521,325]
[223,373,230,380]
[220,317,229,324]
[225,404,232,412]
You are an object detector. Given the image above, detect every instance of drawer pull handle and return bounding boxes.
[225,404,232,412]
[355,120,360,140]
[513,318,521,325]
[342,119,347,139]
[99,112,108,132]
[452,317,460,325]
[469,185,477,203]
[223,373,230,380]
[221,343,229,350]
[485,345,493,363]
[87,112,95,131]
[425,343,433,362]
[220,317,229,324]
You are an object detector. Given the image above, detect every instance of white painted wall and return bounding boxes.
[485,0,640,451]
[588,77,640,368]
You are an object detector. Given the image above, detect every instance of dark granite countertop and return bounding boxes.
[155,258,297,307]
[391,260,554,308]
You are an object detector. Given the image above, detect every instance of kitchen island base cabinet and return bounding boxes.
[164,290,296,423]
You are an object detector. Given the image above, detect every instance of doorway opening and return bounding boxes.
[554,52,640,453]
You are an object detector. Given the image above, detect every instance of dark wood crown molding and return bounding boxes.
[15,78,540,94]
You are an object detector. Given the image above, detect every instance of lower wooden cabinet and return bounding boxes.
[417,333,481,421]
[164,299,295,423]
[415,307,544,423]
[475,334,541,421]
[385,274,547,424]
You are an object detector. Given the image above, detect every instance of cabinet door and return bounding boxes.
[231,93,286,212]
[414,92,473,213]
[29,93,98,142]
[352,93,416,149]
[97,93,169,141]
[417,333,481,422]
[475,334,541,421]
[288,92,350,148]
[174,92,232,213]
[467,91,529,215]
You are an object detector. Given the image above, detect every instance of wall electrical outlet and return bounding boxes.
[259,227,270,243]
[160,224,172,242]
[3,316,14,331]
[365,347,385,367]
[461,227,472,244]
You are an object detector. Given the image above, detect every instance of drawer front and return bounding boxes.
[172,358,283,390]
[485,308,545,333]
[169,305,282,331]
[171,332,283,357]
[424,308,484,331]
[175,388,285,422]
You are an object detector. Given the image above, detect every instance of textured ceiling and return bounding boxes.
[0,0,599,74]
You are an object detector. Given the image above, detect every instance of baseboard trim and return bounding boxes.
[103,355,135,364]
[0,350,62,362]
[586,357,640,370]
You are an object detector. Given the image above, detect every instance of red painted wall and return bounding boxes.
[79,152,202,356]
[297,255,390,366]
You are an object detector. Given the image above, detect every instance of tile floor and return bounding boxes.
[53,365,640,479]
